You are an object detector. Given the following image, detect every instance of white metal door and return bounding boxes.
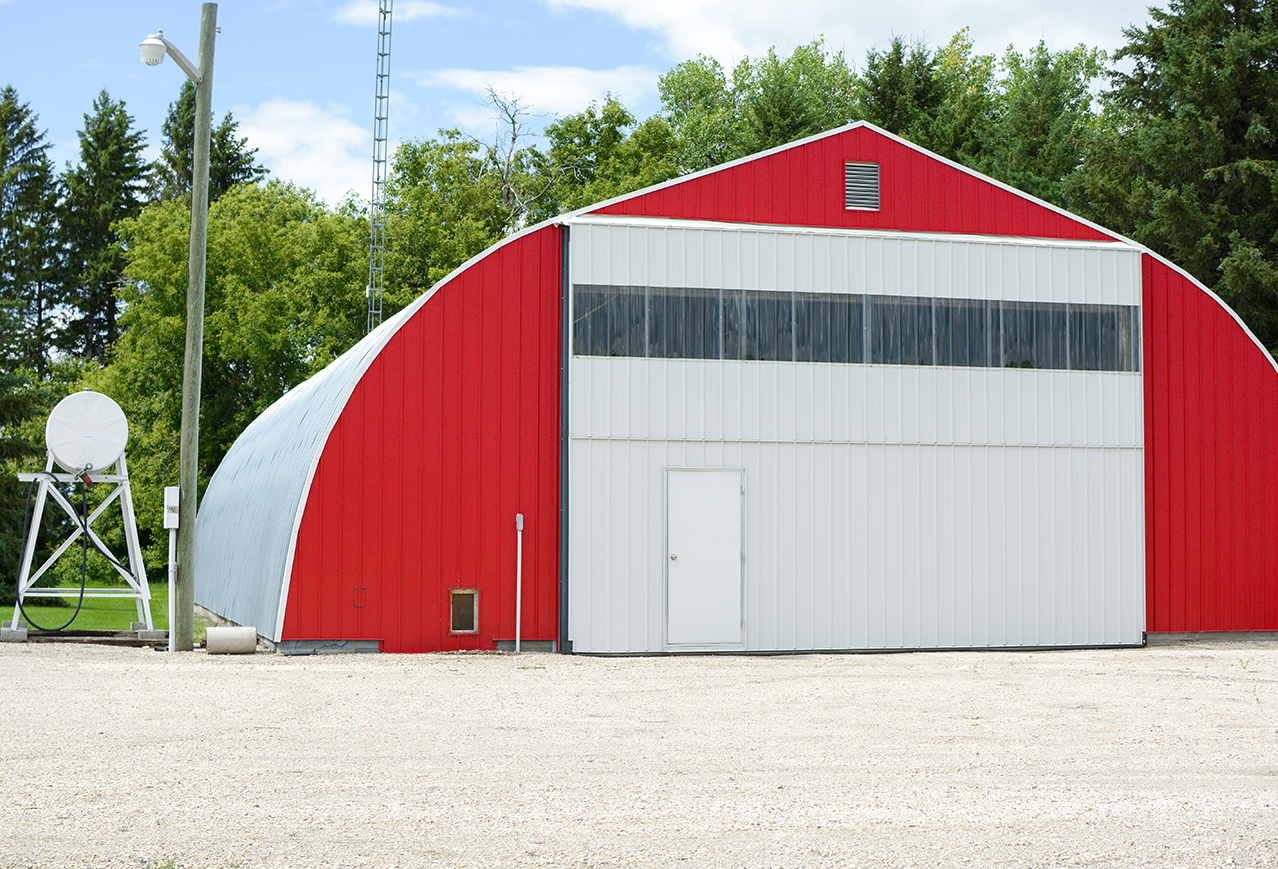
[666,469,743,646]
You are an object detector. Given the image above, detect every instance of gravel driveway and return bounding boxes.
[1,640,1275,868]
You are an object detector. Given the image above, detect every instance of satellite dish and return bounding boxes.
[45,390,129,473]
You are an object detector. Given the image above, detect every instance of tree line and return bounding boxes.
[2,0,1276,600]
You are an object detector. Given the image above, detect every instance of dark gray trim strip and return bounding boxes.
[558,225,572,654]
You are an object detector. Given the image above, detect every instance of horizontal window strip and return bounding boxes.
[572,284,1141,373]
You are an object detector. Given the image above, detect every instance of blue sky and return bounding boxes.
[2,0,1159,207]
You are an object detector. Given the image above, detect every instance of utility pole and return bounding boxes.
[175,4,216,650]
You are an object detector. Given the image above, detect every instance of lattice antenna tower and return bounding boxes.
[367,0,392,333]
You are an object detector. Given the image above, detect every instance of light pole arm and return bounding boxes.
[158,35,203,85]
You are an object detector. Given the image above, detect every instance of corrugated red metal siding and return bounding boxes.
[590,126,1112,242]
[281,225,563,652]
[1144,254,1278,632]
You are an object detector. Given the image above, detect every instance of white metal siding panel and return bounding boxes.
[566,218,1145,654]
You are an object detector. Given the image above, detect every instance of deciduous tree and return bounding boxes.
[981,42,1106,205]
[525,96,678,223]
[384,131,508,298]
[103,181,368,558]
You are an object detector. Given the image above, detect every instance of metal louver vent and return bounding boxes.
[845,162,880,210]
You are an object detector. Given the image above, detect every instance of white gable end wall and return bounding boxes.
[565,218,1145,653]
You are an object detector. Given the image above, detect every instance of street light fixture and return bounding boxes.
[139,30,203,84]
[140,4,218,652]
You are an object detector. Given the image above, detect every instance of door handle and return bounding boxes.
[670,554,677,561]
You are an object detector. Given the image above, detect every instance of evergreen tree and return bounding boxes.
[152,81,267,203]
[0,360,40,604]
[855,37,945,146]
[59,90,149,362]
[0,86,62,372]
[1069,0,1278,349]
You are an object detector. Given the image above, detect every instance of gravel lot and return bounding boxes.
[1,640,1276,868]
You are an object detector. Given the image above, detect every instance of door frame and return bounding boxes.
[663,467,746,651]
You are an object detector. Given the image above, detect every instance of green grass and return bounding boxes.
[14,582,171,632]
[16,582,217,642]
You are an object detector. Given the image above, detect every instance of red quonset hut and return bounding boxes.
[194,123,1278,654]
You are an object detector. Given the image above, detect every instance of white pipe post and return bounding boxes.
[167,528,176,653]
[163,486,179,653]
[515,513,524,653]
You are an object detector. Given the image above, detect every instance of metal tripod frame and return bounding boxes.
[9,451,152,630]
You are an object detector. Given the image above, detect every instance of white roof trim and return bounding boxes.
[566,213,1140,252]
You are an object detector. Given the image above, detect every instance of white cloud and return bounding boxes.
[541,0,1150,65]
[407,65,659,130]
[238,99,370,207]
[333,0,464,26]
[49,138,82,172]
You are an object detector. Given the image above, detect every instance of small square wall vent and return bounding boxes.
[450,589,478,633]
[845,162,880,211]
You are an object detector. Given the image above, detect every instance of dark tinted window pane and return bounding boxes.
[615,286,648,357]
[649,285,719,359]
[871,296,934,365]
[901,297,934,366]
[988,303,1002,368]
[935,298,990,367]
[793,292,820,363]
[870,296,900,364]
[1120,305,1142,372]
[722,288,744,360]
[647,286,676,358]
[744,290,793,361]
[935,300,954,365]
[572,285,607,356]
[1069,304,1102,371]
[1099,306,1120,371]
[1035,302,1068,370]
[1002,301,1034,369]
[848,296,865,363]
[795,292,862,363]
[575,285,648,357]
[963,299,990,367]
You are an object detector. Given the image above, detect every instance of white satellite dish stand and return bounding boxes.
[7,390,153,634]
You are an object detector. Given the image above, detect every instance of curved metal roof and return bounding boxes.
[192,214,549,639]
[193,304,414,638]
